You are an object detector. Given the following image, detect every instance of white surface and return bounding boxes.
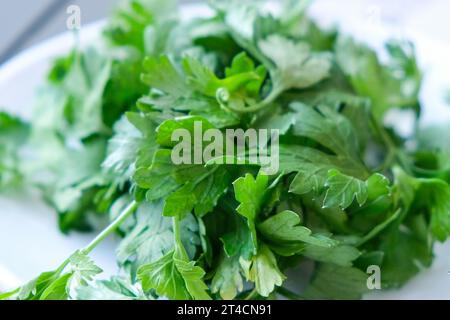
[0,2,449,298]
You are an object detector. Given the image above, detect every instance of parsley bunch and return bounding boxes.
[1,0,449,300]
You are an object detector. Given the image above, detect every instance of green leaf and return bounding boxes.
[336,36,422,120]
[7,251,102,300]
[138,246,211,300]
[240,244,286,297]
[173,251,211,300]
[258,210,338,248]
[105,0,177,51]
[253,111,297,135]
[0,112,29,146]
[138,250,191,300]
[379,215,433,288]
[102,112,160,188]
[356,209,402,246]
[141,56,190,97]
[290,103,366,176]
[183,55,265,98]
[117,200,200,272]
[102,115,142,185]
[0,289,19,300]
[134,148,230,219]
[75,277,146,300]
[394,169,450,242]
[220,213,255,259]
[303,264,369,300]
[156,116,215,148]
[323,170,392,210]
[61,48,112,139]
[415,179,450,242]
[324,169,368,209]
[303,244,361,267]
[163,184,198,219]
[0,112,30,189]
[233,172,269,252]
[164,167,230,219]
[134,149,179,197]
[16,271,59,300]
[259,35,331,92]
[224,52,267,97]
[284,103,369,198]
[39,137,107,232]
[211,254,244,300]
[39,273,72,300]
[188,98,241,128]
[366,173,391,202]
[285,151,333,195]
[67,251,103,288]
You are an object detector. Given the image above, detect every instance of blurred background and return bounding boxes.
[1,0,450,65]
[0,0,194,64]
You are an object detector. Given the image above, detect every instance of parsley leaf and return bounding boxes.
[75,276,147,300]
[138,237,211,300]
[211,254,244,300]
[233,172,269,253]
[303,264,369,300]
[258,210,338,248]
[5,251,102,300]
[240,244,286,297]
[336,37,422,120]
[259,35,332,93]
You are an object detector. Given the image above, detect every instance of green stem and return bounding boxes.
[82,200,139,255]
[224,86,282,114]
[229,31,274,70]
[356,209,402,247]
[54,258,71,276]
[172,217,183,248]
[7,201,140,298]
[55,200,139,278]
[172,217,191,261]
[371,115,398,171]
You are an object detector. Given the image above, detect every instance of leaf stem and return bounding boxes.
[223,86,282,114]
[54,258,71,276]
[370,115,398,171]
[356,208,402,247]
[82,200,139,255]
[33,201,139,283]
[172,217,183,248]
[172,217,191,261]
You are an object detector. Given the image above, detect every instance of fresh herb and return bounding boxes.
[1,0,449,300]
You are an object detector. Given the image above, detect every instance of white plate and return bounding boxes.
[0,2,449,299]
